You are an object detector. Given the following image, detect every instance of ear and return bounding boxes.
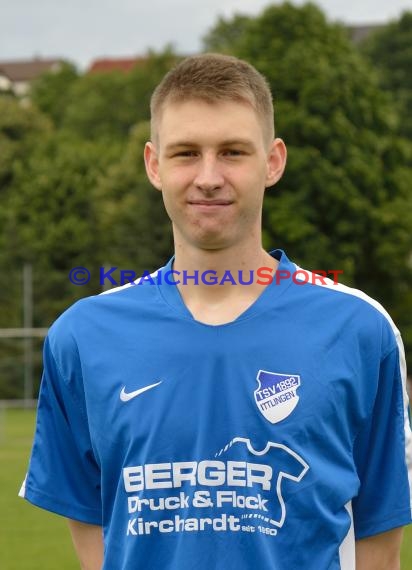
[144,142,162,191]
[265,138,287,188]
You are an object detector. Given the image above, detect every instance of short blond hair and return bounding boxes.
[150,53,275,146]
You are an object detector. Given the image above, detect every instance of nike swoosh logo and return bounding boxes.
[120,381,163,402]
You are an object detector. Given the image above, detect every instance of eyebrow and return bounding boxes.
[164,139,257,151]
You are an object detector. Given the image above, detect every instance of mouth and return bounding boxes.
[188,200,233,206]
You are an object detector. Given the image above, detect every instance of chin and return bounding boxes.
[175,223,237,251]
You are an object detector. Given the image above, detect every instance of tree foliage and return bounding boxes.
[30,62,79,128]
[32,49,180,141]
[3,131,122,324]
[203,14,252,54]
[360,11,412,139]
[0,100,53,325]
[0,98,52,189]
[95,121,173,274]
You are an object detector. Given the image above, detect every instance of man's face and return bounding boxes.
[144,99,286,252]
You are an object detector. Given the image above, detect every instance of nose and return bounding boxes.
[193,154,225,192]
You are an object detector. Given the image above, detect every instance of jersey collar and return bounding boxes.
[156,249,296,326]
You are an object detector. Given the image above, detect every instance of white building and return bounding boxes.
[0,58,64,97]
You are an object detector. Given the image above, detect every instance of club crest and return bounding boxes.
[254,370,301,424]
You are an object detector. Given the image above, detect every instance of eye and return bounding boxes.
[222,149,245,157]
[173,150,198,158]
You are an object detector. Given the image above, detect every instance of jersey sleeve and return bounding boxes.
[19,333,102,525]
[352,337,412,538]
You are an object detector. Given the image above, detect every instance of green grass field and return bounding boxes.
[0,409,411,569]
[0,409,78,569]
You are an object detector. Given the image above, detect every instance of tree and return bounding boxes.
[0,100,53,397]
[204,2,412,365]
[0,99,52,325]
[55,49,179,141]
[203,14,252,54]
[95,121,173,277]
[30,62,80,128]
[360,11,412,139]
[0,98,52,189]
[60,70,133,140]
[4,132,123,326]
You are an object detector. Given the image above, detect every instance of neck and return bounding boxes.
[172,239,278,307]
[174,243,275,276]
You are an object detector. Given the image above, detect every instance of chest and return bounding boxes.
[79,318,369,470]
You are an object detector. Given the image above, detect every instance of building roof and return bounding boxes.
[87,57,149,74]
[0,58,63,82]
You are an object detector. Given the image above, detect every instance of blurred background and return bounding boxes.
[0,1,411,567]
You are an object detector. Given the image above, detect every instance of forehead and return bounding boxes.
[156,98,264,147]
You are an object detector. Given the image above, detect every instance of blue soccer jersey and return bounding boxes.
[20,250,412,569]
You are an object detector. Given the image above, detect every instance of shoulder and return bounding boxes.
[48,267,164,352]
[289,260,400,355]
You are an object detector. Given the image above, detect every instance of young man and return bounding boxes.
[20,54,411,569]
